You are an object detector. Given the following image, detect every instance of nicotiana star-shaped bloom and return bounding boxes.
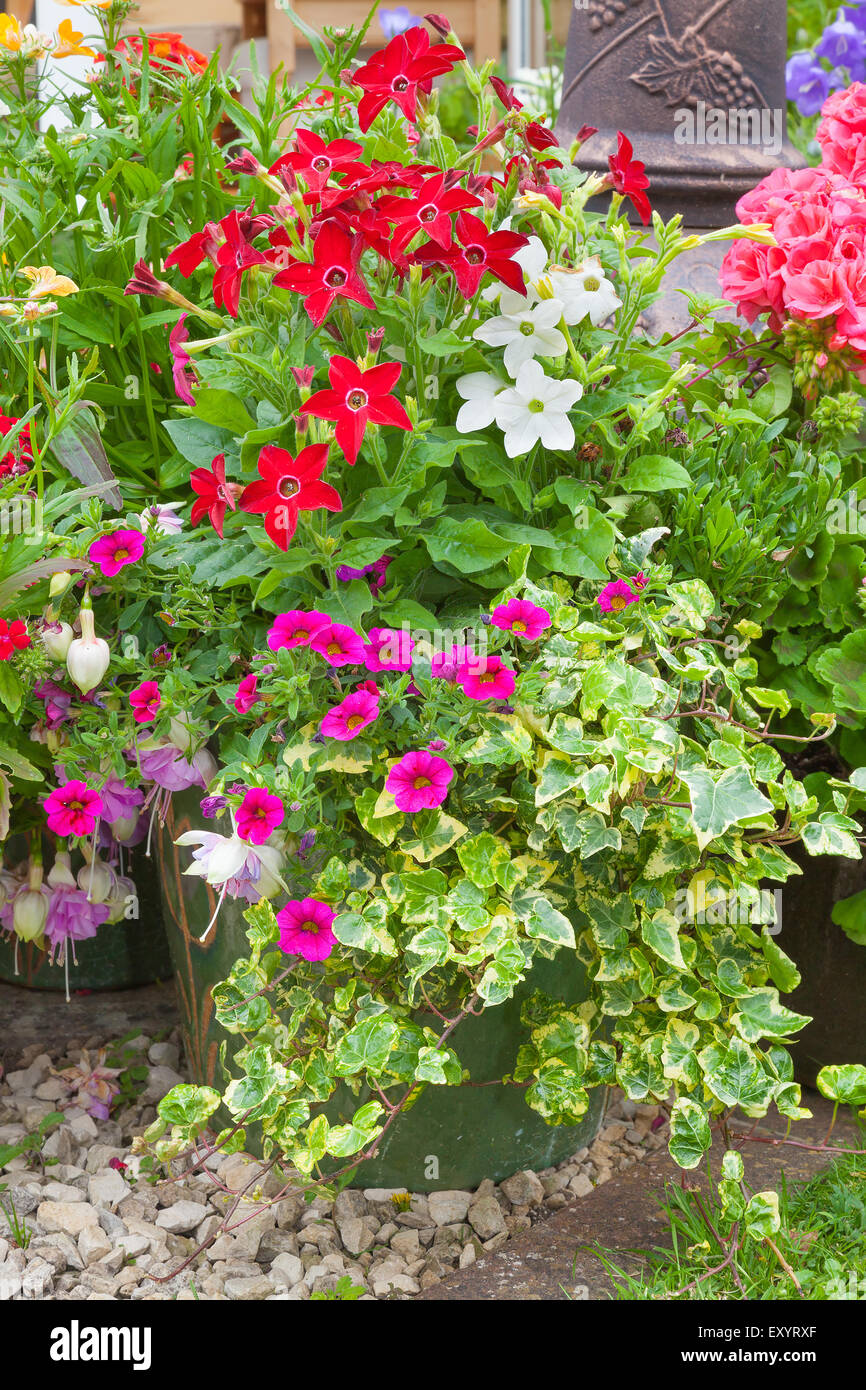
[482,233,548,315]
[492,358,584,458]
[454,370,508,433]
[473,297,567,376]
[545,256,623,326]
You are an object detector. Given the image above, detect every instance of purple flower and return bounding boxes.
[786,51,833,114]
[297,830,316,861]
[45,888,109,953]
[379,5,421,38]
[335,553,393,594]
[98,777,144,825]
[169,314,198,406]
[134,741,213,792]
[816,15,866,67]
[34,679,73,728]
[200,794,227,819]
[845,1,866,36]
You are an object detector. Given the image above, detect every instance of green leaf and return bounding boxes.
[816,1063,866,1105]
[680,765,773,850]
[668,1097,712,1170]
[831,888,866,945]
[333,1016,399,1077]
[0,668,24,716]
[423,516,513,574]
[400,808,468,863]
[730,987,811,1042]
[641,908,686,970]
[157,1084,221,1128]
[761,930,801,993]
[744,1191,781,1238]
[622,453,692,492]
[191,388,256,435]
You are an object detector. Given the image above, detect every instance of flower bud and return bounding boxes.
[47,850,76,889]
[42,620,74,661]
[14,887,49,940]
[105,873,135,924]
[49,570,72,598]
[66,603,110,694]
[77,852,114,903]
[110,811,140,843]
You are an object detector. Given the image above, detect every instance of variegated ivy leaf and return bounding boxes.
[761,930,801,993]
[816,1063,866,1105]
[616,1040,667,1101]
[512,891,576,948]
[679,765,774,851]
[414,1046,463,1086]
[326,1101,384,1158]
[668,1097,712,1169]
[580,656,656,720]
[535,751,585,806]
[730,988,811,1043]
[157,1084,221,1129]
[666,578,716,631]
[744,1191,781,1239]
[333,1016,399,1077]
[698,1038,775,1112]
[354,786,403,846]
[525,1060,590,1125]
[332,910,398,958]
[661,1020,700,1085]
[402,869,451,927]
[457,832,513,890]
[722,1149,744,1184]
[641,908,686,971]
[801,812,862,859]
[400,808,469,863]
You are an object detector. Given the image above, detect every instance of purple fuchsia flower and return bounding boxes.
[134,740,215,792]
[364,627,414,672]
[236,788,285,845]
[45,854,110,962]
[276,897,337,961]
[233,673,260,713]
[33,679,73,728]
[169,314,199,406]
[386,749,455,812]
[44,781,104,837]
[457,655,516,702]
[176,827,284,938]
[310,622,366,667]
[55,1048,122,1122]
[785,52,834,113]
[597,578,641,614]
[129,681,161,723]
[200,794,227,818]
[320,686,380,740]
[97,777,144,825]
[491,598,552,640]
[88,528,145,577]
[266,609,331,652]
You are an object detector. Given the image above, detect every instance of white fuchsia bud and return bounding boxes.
[110,811,140,843]
[14,863,49,941]
[105,873,136,924]
[77,851,114,903]
[66,601,110,695]
[42,620,74,662]
[47,850,76,889]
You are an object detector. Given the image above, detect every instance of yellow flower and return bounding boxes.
[53,18,96,58]
[19,266,79,298]
[0,14,23,51]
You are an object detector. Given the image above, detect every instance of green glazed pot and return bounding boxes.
[157,790,605,1190]
[0,854,172,993]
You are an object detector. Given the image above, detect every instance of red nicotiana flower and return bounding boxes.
[415,210,529,297]
[270,129,365,195]
[377,171,480,254]
[0,414,33,477]
[0,618,30,660]
[189,454,242,538]
[273,221,375,326]
[169,314,198,405]
[607,131,652,226]
[165,222,222,277]
[524,121,559,153]
[352,26,465,132]
[489,74,522,111]
[240,443,342,550]
[212,208,270,317]
[300,355,412,465]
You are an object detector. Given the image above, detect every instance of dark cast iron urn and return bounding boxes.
[557,0,803,225]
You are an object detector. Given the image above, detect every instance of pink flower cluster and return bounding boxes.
[720,83,866,381]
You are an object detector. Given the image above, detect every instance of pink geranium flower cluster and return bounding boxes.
[720,82,866,388]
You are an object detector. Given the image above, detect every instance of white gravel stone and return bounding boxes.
[78,1225,113,1266]
[500,1170,545,1207]
[88,1170,128,1209]
[427,1191,472,1226]
[37,1201,100,1237]
[155,1201,208,1235]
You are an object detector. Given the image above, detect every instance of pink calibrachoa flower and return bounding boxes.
[277,897,337,961]
[386,749,455,812]
[364,626,414,672]
[310,622,366,667]
[457,655,516,701]
[491,598,551,640]
[44,781,104,837]
[430,644,478,681]
[88,528,145,577]
[320,687,379,740]
[129,681,161,723]
[233,673,260,713]
[236,788,285,845]
[267,610,331,652]
[426,737,448,751]
[597,578,641,614]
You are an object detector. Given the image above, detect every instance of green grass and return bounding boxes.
[584,1147,866,1300]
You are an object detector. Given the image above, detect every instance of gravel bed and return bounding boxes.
[0,1031,666,1301]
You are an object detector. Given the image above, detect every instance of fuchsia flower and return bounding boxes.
[310,622,366,667]
[386,749,455,812]
[236,787,285,845]
[129,681,161,723]
[364,627,414,672]
[44,781,104,837]
[234,673,260,713]
[491,598,551,640]
[457,655,516,701]
[320,687,380,740]
[267,609,331,651]
[88,529,144,577]
[277,897,337,961]
[597,579,641,614]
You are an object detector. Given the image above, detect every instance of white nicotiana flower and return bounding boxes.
[454,371,509,433]
[482,234,548,314]
[493,359,583,458]
[474,298,567,376]
[545,256,622,326]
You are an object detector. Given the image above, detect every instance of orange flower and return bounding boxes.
[0,14,23,51]
[19,266,79,298]
[54,19,96,58]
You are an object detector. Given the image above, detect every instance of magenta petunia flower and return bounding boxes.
[169,313,199,406]
[457,655,516,701]
[320,687,379,741]
[430,643,478,682]
[310,622,366,667]
[386,749,455,813]
[266,609,331,652]
[277,897,337,961]
[597,579,641,614]
[88,528,145,577]
[129,681,161,723]
[236,787,284,844]
[491,598,551,640]
[364,626,414,672]
[44,780,104,837]
[233,673,260,713]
